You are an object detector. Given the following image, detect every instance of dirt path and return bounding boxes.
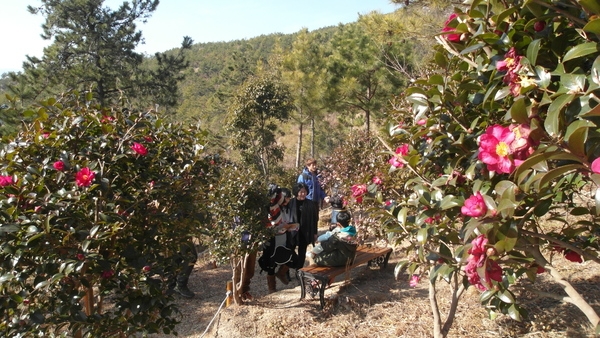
[150,247,600,338]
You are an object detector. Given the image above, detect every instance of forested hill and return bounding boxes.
[173,26,337,132]
[0,5,447,160]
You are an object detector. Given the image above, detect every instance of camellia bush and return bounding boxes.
[205,159,271,305]
[0,94,213,336]
[346,0,600,336]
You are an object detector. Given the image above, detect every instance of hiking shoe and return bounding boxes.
[174,285,195,298]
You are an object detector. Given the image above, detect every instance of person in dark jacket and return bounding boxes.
[312,210,358,267]
[286,182,319,269]
[297,158,329,210]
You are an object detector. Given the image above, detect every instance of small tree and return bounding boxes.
[205,160,270,305]
[227,75,293,180]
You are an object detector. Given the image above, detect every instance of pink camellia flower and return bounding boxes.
[417,118,427,126]
[0,175,13,186]
[372,176,382,185]
[389,144,409,168]
[461,192,488,217]
[351,184,367,198]
[478,125,516,174]
[509,124,535,160]
[469,234,488,256]
[131,142,148,156]
[409,274,420,287]
[564,250,583,263]
[101,270,115,279]
[591,158,600,174]
[53,161,65,171]
[75,167,95,187]
[442,13,461,42]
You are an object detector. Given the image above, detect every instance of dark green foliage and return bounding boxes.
[0,93,213,336]
[227,75,294,179]
[8,0,192,110]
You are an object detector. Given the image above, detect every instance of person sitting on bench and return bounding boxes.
[311,210,358,267]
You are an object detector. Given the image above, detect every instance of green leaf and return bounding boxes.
[496,222,518,252]
[507,304,523,321]
[535,66,551,89]
[480,289,496,302]
[545,94,574,137]
[509,97,529,124]
[536,164,585,190]
[565,120,595,156]
[394,260,409,279]
[583,19,600,35]
[439,194,461,210]
[497,290,515,304]
[563,43,600,62]
[397,207,408,225]
[580,0,600,15]
[595,188,600,216]
[417,227,428,245]
[526,39,541,66]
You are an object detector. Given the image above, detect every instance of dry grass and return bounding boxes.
[148,244,599,338]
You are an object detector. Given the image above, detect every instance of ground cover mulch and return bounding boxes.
[149,243,600,338]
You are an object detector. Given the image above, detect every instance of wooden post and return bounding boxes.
[226,280,233,307]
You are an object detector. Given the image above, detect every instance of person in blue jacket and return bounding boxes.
[297,158,329,210]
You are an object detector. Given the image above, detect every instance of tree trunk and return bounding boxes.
[231,257,243,305]
[296,122,303,168]
[310,117,315,158]
[527,245,600,328]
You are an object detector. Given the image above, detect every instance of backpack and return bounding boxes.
[258,232,298,274]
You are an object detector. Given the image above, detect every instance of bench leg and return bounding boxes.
[298,271,329,309]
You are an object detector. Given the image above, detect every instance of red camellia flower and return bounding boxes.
[389,144,409,168]
[564,250,583,263]
[101,270,115,279]
[76,253,85,261]
[442,13,461,42]
[143,265,151,273]
[75,167,95,187]
[0,175,13,186]
[131,142,148,156]
[533,21,546,32]
[53,161,65,171]
[461,192,488,217]
[463,234,503,291]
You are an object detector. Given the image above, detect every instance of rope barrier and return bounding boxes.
[199,291,231,338]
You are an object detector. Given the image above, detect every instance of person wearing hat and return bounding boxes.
[311,210,358,267]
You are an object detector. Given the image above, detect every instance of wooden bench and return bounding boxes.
[297,245,393,308]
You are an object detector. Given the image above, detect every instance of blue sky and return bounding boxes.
[1,0,398,74]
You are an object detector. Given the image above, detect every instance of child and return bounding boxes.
[328,195,345,231]
[311,210,358,267]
